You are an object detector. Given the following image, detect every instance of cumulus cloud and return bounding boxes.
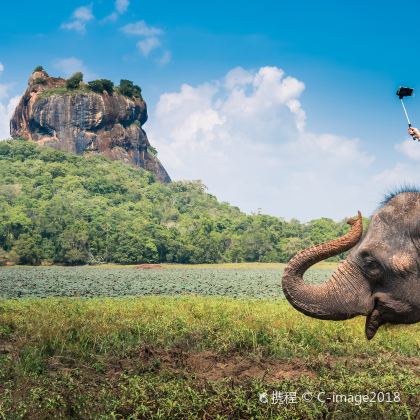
[121,20,170,64]
[53,57,97,80]
[0,95,20,139]
[147,66,390,221]
[0,62,19,139]
[376,139,420,194]
[61,5,94,34]
[395,138,420,161]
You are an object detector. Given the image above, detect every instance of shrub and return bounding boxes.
[33,78,47,85]
[147,146,158,156]
[132,84,142,98]
[66,72,83,90]
[118,79,142,99]
[88,80,104,93]
[33,65,44,72]
[101,79,114,94]
[88,79,114,95]
[0,248,8,266]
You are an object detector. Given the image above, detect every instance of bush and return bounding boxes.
[33,65,44,73]
[147,146,158,156]
[88,80,104,93]
[118,79,142,99]
[12,234,43,265]
[33,78,47,85]
[101,79,114,94]
[132,84,142,98]
[66,72,83,90]
[0,248,8,266]
[88,79,114,95]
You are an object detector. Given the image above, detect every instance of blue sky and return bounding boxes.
[1,0,420,220]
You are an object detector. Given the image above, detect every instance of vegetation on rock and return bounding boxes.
[117,79,142,99]
[87,79,114,94]
[32,77,47,85]
[32,66,141,100]
[65,72,83,90]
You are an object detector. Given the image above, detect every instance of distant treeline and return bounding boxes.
[0,140,368,265]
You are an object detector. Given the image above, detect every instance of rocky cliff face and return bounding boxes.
[10,70,170,183]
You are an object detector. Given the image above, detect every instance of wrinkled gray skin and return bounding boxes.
[282,191,420,339]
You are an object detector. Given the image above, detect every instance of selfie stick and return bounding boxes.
[400,98,412,127]
[397,86,418,140]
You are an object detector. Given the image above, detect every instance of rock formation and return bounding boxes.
[10,69,170,183]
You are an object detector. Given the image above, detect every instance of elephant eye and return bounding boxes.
[364,258,383,279]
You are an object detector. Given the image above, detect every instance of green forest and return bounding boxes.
[0,140,366,265]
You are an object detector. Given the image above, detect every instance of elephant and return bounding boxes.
[282,189,420,339]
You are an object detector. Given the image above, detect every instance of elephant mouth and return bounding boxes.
[365,293,416,339]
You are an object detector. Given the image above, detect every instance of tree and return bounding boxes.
[56,222,90,264]
[33,65,44,72]
[88,80,104,93]
[0,140,354,266]
[12,234,43,265]
[118,79,142,98]
[66,72,83,89]
[87,79,114,94]
[0,248,8,266]
[100,79,114,94]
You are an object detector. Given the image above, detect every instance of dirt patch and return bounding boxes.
[186,350,315,382]
[135,264,164,269]
[105,347,315,383]
[35,346,420,383]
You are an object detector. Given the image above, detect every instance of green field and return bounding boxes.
[0,266,419,419]
[0,265,334,299]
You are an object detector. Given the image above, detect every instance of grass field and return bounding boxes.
[0,265,419,419]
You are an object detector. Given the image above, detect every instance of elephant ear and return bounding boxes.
[409,218,420,252]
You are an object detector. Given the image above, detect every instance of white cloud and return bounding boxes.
[116,0,129,14]
[137,37,161,57]
[61,5,94,34]
[395,138,420,161]
[73,5,94,21]
[0,83,10,101]
[53,57,97,80]
[157,50,172,66]
[373,162,420,189]
[102,0,129,22]
[147,66,388,221]
[61,21,86,33]
[121,20,163,37]
[0,95,20,140]
[0,64,16,133]
[122,20,170,64]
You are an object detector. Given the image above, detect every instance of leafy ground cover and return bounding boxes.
[0,295,419,418]
[0,265,334,299]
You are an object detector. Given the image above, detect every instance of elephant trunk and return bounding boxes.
[282,212,372,320]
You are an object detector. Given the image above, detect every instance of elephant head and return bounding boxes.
[282,190,420,339]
